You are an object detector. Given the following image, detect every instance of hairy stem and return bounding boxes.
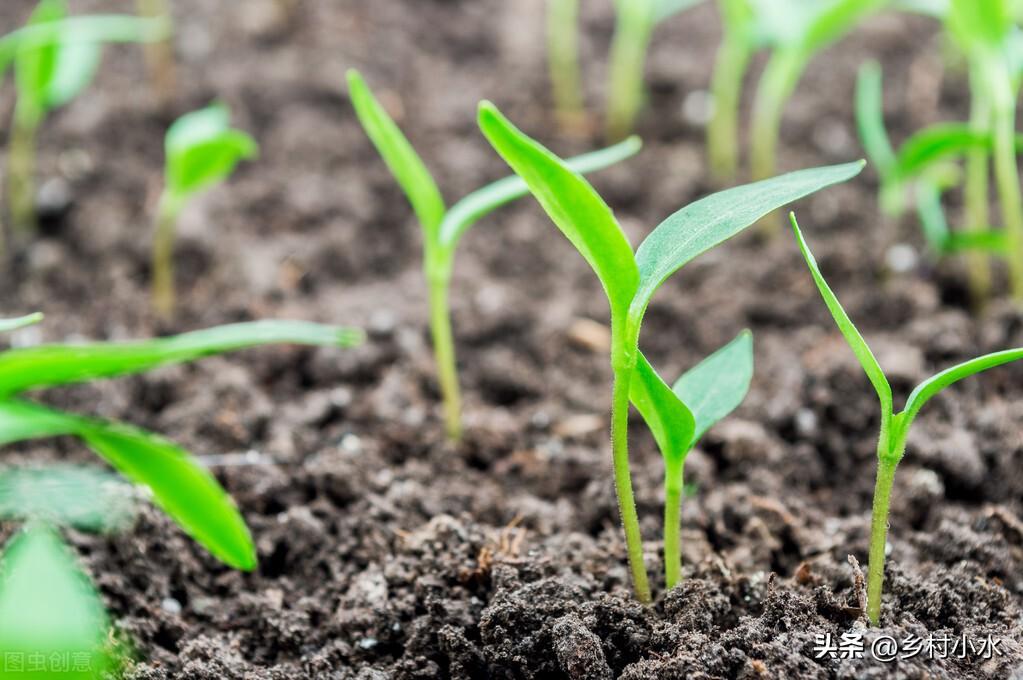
[708,33,750,182]
[547,0,585,132]
[152,191,181,318]
[992,104,1023,302]
[866,453,898,626]
[663,466,683,590]
[427,262,463,441]
[8,100,41,236]
[136,0,177,106]
[605,1,654,142]
[963,84,992,307]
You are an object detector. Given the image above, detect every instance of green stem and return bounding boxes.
[610,331,651,604]
[963,83,992,307]
[708,32,750,182]
[663,466,683,590]
[152,191,181,318]
[605,1,654,142]
[426,260,462,441]
[547,0,585,132]
[7,99,41,236]
[992,104,1023,302]
[866,454,898,626]
[136,0,176,105]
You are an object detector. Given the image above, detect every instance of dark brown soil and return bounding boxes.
[1,1,1022,678]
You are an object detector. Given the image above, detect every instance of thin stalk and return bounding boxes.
[992,104,1023,301]
[605,1,654,142]
[866,454,898,626]
[547,0,586,133]
[963,84,992,306]
[663,466,683,590]
[708,33,750,182]
[136,0,176,106]
[151,191,181,317]
[7,99,42,235]
[426,259,463,441]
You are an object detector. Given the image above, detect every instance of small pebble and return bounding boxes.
[886,243,918,273]
[682,89,714,127]
[160,597,182,615]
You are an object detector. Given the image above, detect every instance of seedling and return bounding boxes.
[605,0,702,141]
[547,0,585,131]
[0,0,169,243]
[632,330,753,588]
[480,99,862,601]
[347,69,640,440]
[152,103,258,316]
[0,314,363,570]
[707,0,884,198]
[791,212,1023,625]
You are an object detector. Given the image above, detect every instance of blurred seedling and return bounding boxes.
[480,100,862,601]
[0,314,362,571]
[152,103,258,316]
[790,212,1023,625]
[347,69,640,440]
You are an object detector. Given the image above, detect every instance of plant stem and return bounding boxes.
[708,33,750,182]
[7,100,41,236]
[663,465,683,590]
[992,103,1023,302]
[136,0,177,106]
[426,261,463,441]
[547,0,586,133]
[963,82,991,307]
[866,454,898,626]
[152,191,181,318]
[605,0,654,142]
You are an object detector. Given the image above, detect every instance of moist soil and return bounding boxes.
[1,1,1022,678]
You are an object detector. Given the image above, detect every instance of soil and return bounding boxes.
[1,1,1022,679]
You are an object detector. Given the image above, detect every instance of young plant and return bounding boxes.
[1,0,169,242]
[153,103,258,316]
[547,0,585,132]
[0,315,363,570]
[347,69,640,440]
[479,99,862,601]
[631,330,753,588]
[790,212,1023,625]
[605,0,702,141]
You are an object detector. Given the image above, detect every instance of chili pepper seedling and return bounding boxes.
[0,315,363,571]
[347,69,640,441]
[0,0,169,244]
[605,0,703,141]
[153,103,258,316]
[631,330,753,588]
[480,99,862,602]
[790,212,1023,625]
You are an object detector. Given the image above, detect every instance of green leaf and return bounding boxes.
[943,229,1009,253]
[0,320,363,398]
[165,104,258,198]
[630,161,864,321]
[894,123,990,180]
[478,101,640,316]
[0,523,117,678]
[855,61,896,180]
[44,25,101,108]
[790,212,893,418]
[347,69,446,237]
[438,136,642,253]
[14,0,65,112]
[915,174,952,253]
[630,352,695,470]
[948,0,1011,49]
[673,330,754,443]
[0,313,43,333]
[0,400,256,570]
[0,465,136,532]
[799,0,887,56]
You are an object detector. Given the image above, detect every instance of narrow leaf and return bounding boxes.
[0,320,363,398]
[478,101,640,315]
[855,61,896,179]
[673,330,754,443]
[0,313,43,333]
[631,161,864,321]
[630,352,695,469]
[438,136,642,252]
[895,123,990,180]
[790,213,893,417]
[347,69,446,236]
[44,25,101,108]
[901,348,1023,425]
[943,229,1009,253]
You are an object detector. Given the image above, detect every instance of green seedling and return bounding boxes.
[791,212,1023,625]
[547,0,585,132]
[0,0,169,244]
[632,330,753,588]
[605,0,702,141]
[347,69,640,440]
[153,103,258,316]
[707,0,883,198]
[480,99,862,602]
[0,315,363,571]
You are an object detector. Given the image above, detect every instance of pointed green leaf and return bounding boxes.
[673,330,754,443]
[44,26,101,108]
[347,69,446,237]
[0,320,363,398]
[0,465,136,532]
[438,136,642,253]
[901,348,1023,426]
[0,524,117,678]
[165,104,258,198]
[14,0,65,112]
[0,400,256,570]
[631,352,695,469]
[631,161,864,321]
[855,61,896,180]
[790,213,893,417]
[894,123,990,180]
[478,101,639,315]
[0,313,43,333]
